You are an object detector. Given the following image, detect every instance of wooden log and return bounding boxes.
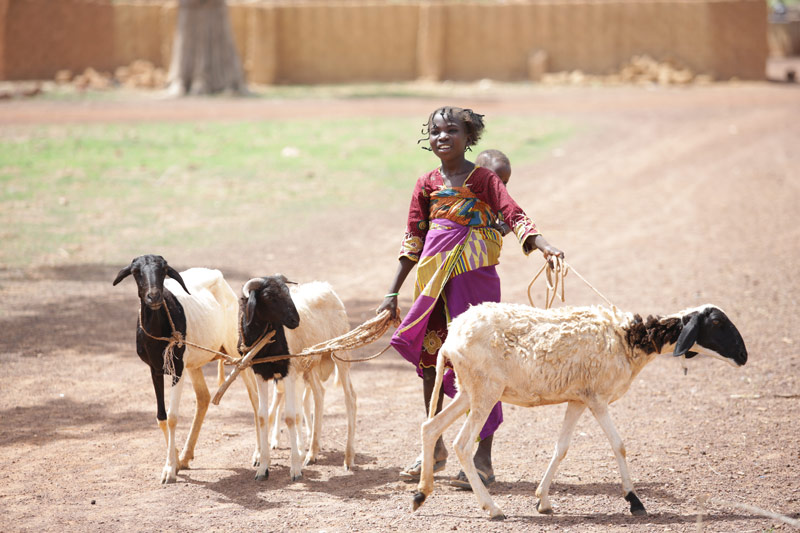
[212,329,275,405]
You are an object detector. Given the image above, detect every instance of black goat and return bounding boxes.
[241,275,360,482]
[113,254,259,483]
[238,274,303,480]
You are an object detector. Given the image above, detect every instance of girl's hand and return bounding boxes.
[542,245,565,261]
[524,234,565,260]
[377,295,399,320]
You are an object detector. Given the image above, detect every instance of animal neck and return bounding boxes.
[625,313,684,371]
[245,318,292,380]
[262,325,289,356]
[241,318,289,357]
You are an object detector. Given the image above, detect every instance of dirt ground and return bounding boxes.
[1,81,800,533]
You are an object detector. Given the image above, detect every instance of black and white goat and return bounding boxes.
[240,276,357,481]
[113,254,259,483]
[413,303,748,519]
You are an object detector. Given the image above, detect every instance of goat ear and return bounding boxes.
[245,290,258,328]
[112,265,132,286]
[674,314,700,357]
[167,266,191,295]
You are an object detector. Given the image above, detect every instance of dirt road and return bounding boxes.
[1,82,799,532]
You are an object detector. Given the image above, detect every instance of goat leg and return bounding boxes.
[588,401,647,516]
[414,392,470,510]
[536,401,585,514]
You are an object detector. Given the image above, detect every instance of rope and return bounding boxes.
[138,307,180,375]
[211,329,276,406]
[236,308,274,359]
[138,304,240,376]
[302,309,399,363]
[333,343,394,363]
[224,309,400,366]
[212,310,398,405]
[526,259,705,378]
[527,256,567,309]
[698,495,800,529]
[527,257,617,310]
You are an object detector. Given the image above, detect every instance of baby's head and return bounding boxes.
[476,149,511,185]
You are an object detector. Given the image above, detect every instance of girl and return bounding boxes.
[377,106,564,489]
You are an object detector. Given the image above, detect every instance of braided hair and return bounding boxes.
[419,106,485,151]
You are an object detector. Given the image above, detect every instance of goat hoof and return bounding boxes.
[161,467,177,484]
[412,492,426,511]
[255,470,269,481]
[536,501,553,515]
[291,473,303,482]
[490,511,506,521]
[178,453,192,470]
[625,491,646,515]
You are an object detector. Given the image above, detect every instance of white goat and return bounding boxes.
[113,254,260,484]
[240,276,357,481]
[413,303,748,519]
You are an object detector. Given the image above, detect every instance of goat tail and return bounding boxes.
[428,347,448,420]
[333,359,341,387]
[217,359,225,387]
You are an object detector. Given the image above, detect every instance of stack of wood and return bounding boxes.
[54,60,167,90]
[618,55,696,85]
[541,55,712,86]
[56,67,114,90]
[115,60,167,89]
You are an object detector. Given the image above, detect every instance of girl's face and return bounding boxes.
[428,113,468,162]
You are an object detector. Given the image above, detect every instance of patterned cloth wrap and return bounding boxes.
[391,167,539,439]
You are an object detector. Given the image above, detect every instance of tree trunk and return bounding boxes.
[166,0,247,96]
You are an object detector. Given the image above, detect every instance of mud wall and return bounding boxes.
[768,17,800,57]
[112,2,173,68]
[0,0,768,82]
[1,0,114,80]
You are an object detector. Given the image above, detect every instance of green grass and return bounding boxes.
[0,114,573,268]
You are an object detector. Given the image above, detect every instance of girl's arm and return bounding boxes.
[481,169,564,259]
[523,234,564,259]
[378,175,431,319]
[377,257,415,319]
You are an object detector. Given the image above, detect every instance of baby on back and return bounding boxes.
[475,149,512,236]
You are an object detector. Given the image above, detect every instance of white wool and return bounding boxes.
[416,301,743,519]
[165,268,240,369]
[285,281,349,379]
[446,303,642,406]
[252,280,357,481]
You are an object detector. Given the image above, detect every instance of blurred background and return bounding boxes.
[1,4,799,531]
[2,0,797,92]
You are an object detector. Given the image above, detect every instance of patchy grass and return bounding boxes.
[0,114,573,268]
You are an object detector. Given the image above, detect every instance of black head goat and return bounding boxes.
[113,255,259,484]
